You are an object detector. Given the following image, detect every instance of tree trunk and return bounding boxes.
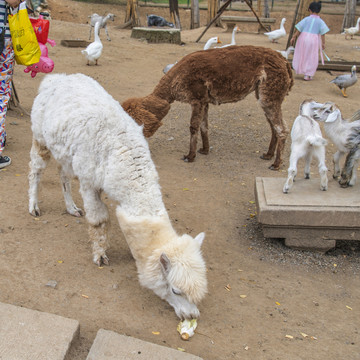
[125,0,141,27]
[169,0,181,29]
[191,0,200,29]
[207,0,219,25]
[342,0,356,32]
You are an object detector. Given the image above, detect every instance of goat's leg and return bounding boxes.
[333,150,344,180]
[349,158,358,186]
[304,152,312,179]
[80,185,110,266]
[283,151,299,193]
[89,25,92,40]
[315,147,328,191]
[339,148,360,188]
[198,103,209,155]
[105,25,111,41]
[59,166,84,217]
[260,103,289,170]
[28,139,51,217]
[183,102,205,162]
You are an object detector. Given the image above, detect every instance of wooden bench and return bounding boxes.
[220,16,276,33]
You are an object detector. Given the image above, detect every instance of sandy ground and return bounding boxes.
[1,0,360,359]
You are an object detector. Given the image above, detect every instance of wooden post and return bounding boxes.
[191,0,200,29]
[207,0,218,24]
[342,0,357,32]
[286,0,311,49]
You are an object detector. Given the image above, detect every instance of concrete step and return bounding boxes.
[86,329,203,360]
[0,302,79,360]
[0,302,202,360]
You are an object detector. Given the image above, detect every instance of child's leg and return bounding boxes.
[0,38,15,156]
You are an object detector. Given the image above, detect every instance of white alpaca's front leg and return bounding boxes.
[28,139,51,217]
[80,186,110,266]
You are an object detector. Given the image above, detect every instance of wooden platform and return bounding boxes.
[288,60,360,72]
[255,177,360,252]
[60,39,91,48]
[220,15,276,33]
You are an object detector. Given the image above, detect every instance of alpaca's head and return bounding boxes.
[140,232,207,320]
[158,232,207,319]
[122,95,171,138]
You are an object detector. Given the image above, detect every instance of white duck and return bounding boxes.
[330,65,358,97]
[277,46,295,59]
[203,36,222,50]
[81,21,103,65]
[264,18,286,43]
[217,26,240,48]
[343,17,360,40]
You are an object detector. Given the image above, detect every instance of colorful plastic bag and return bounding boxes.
[8,1,41,66]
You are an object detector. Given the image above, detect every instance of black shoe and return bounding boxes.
[0,155,11,169]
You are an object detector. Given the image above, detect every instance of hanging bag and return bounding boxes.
[8,1,41,66]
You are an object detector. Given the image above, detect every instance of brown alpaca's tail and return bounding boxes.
[122,95,171,137]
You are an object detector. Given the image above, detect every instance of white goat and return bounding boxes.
[88,13,115,41]
[311,101,360,188]
[283,99,328,193]
[28,73,207,320]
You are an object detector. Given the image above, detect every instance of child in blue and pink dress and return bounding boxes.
[290,1,329,81]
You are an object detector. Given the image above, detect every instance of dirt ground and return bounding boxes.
[1,0,360,359]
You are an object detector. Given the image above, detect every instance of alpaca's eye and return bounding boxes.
[172,288,181,295]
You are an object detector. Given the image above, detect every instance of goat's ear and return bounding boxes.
[160,253,171,275]
[325,109,340,123]
[311,102,325,109]
[194,232,205,247]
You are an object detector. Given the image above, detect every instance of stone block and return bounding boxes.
[254,177,360,251]
[86,329,203,360]
[131,27,181,44]
[0,302,79,360]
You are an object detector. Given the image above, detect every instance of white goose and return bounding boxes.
[264,18,286,43]
[218,26,240,48]
[277,46,295,59]
[343,17,360,40]
[81,21,103,65]
[203,36,222,50]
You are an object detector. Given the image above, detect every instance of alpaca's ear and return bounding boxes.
[194,232,205,247]
[160,253,171,275]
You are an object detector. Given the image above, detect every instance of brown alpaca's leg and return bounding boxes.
[199,103,209,155]
[183,103,205,162]
[260,103,289,170]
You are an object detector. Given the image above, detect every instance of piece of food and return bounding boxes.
[177,319,198,340]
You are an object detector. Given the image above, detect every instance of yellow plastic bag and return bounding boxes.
[8,1,41,66]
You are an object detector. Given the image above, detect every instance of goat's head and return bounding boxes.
[107,13,115,21]
[299,99,323,118]
[311,101,342,123]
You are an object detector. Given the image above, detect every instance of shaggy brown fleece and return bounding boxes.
[122,45,294,169]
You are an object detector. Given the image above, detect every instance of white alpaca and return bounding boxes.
[28,73,207,319]
[283,99,328,193]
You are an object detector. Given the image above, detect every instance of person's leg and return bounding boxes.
[0,38,15,168]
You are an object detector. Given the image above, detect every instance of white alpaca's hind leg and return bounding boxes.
[80,186,110,266]
[59,166,84,217]
[28,139,51,217]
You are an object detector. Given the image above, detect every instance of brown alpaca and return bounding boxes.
[122,45,294,170]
